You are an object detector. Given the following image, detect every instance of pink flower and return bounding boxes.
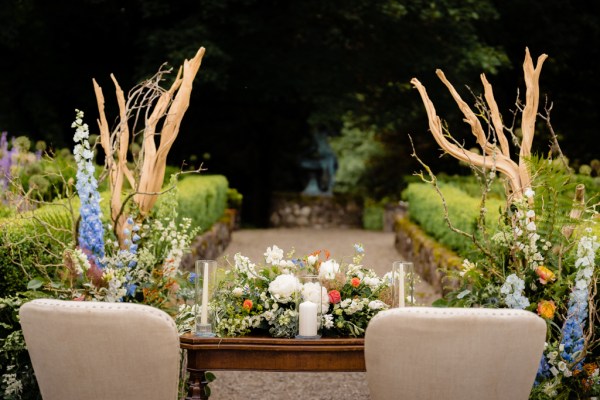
[328,290,341,304]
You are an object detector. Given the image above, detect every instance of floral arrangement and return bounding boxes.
[60,110,198,310]
[191,244,395,338]
[2,49,206,399]
[410,48,600,398]
[440,167,600,398]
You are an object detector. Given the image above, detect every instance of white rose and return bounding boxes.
[318,259,340,280]
[268,274,300,303]
[232,287,244,297]
[301,282,330,313]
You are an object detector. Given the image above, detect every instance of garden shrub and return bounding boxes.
[0,202,76,298]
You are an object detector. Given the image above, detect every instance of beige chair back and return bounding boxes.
[20,299,181,400]
[365,307,547,400]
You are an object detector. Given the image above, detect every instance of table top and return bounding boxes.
[180,333,364,348]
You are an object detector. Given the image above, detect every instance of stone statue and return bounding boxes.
[300,130,337,196]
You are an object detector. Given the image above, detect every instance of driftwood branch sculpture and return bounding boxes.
[93,47,206,245]
[410,47,547,201]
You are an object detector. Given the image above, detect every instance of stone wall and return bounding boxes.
[394,216,462,295]
[269,193,362,229]
[179,209,237,273]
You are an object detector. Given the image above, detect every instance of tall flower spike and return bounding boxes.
[73,109,105,268]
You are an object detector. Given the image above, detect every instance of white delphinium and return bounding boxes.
[511,195,545,269]
[268,274,300,303]
[234,253,257,276]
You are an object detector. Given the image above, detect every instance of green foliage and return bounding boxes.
[362,199,384,231]
[329,117,385,197]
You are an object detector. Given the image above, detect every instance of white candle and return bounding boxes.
[298,301,318,336]
[398,263,405,308]
[201,262,209,325]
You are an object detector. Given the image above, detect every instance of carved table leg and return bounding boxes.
[186,370,209,400]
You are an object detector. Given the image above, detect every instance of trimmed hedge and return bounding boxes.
[0,174,230,298]
[173,174,229,233]
[402,182,505,258]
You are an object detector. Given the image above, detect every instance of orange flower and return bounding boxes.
[536,300,556,319]
[351,277,360,288]
[242,299,253,311]
[583,363,598,376]
[535,266,556,285]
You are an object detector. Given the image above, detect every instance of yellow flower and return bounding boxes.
[537,300,556,319]
[535,266,556,285]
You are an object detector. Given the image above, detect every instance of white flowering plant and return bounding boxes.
[197,244,393,338]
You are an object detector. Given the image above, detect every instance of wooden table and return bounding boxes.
[179,334,366,400]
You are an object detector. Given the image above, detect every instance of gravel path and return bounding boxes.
[204,228,442,400]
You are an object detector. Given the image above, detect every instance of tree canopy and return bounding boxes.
[1,0,598,225]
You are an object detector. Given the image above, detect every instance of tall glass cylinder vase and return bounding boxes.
[195,260,217,337]
[392,261,415,307]
[295,274,322,339]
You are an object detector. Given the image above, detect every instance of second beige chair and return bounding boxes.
[365,307,547,400]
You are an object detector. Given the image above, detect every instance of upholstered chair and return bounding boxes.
[365,307,547,400]
[19,299,181,400]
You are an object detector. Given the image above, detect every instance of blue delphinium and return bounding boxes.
[559,229,597,371]
[535,354,552,385]
[72,110,105,267]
